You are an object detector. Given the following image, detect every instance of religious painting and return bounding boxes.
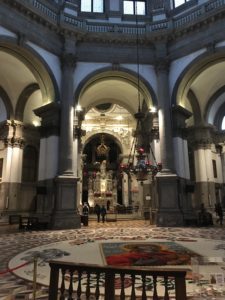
[100,242,204,267]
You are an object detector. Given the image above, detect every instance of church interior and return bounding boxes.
[1,0,225,298]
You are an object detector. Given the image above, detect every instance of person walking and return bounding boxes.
[94,203,101,223]
[100,205,107,223]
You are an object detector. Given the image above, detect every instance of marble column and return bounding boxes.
[34,103,60,216]
[172,105,195,220]
[59,53,76,175]
[154,50,183,226]
[156,59,174,173]
[1,121,24,212]
[190,126,215,210]
[51,48,80,229]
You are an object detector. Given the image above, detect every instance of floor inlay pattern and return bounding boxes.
[0,221,225,299]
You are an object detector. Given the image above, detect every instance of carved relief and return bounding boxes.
[0,120,25,148]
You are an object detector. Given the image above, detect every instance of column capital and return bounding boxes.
[0,120,25,148]
[4,137,24,148]
[34,102,60,138]
[187,125,214,149]
[172,105,192,138]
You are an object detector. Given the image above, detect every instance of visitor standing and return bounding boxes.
[82,202,89,226]
[94,203,101,222]
[100,205,107,223]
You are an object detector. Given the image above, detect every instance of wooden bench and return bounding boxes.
[19,216,48,230]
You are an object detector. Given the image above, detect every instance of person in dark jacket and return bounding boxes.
[100,205,107,223]
[82,203,89,226]
[94,203,101,222]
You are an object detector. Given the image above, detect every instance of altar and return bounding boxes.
[88,160,117,208]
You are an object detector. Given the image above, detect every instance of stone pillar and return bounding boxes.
[34,102,60,215]
[189,126,215,210]
[172,105,195,219]
[51,42,80,229]
[0,121,25,214]
[154,47,183,226]
[155,58,174,173]
[59,53,76,176]
[74,110,85,208]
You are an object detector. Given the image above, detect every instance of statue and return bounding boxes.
[100,160,107,179]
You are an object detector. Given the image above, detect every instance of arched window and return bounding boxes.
[81,0,104,12]
[22,146,38,183]
[123,0,146,15]
[173,0,191,8]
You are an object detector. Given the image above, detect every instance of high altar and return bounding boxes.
[88,160,116,207]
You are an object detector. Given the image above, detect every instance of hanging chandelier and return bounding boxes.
[119,4,161,183]
[119,110,162,183]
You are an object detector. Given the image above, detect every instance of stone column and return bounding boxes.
[74,110,85,208]
[34,102,60,216]
[51,43,80,229]
[155,58,174,173]
[0,121,26,215]
[59,53,76,175]
[172,105,195,220]
[189,126,215,210]
[154,47,183,226]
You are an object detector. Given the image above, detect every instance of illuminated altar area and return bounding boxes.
[87,160,116,208]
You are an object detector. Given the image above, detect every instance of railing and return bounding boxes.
[7,0,225,37]
[49,261,189,300]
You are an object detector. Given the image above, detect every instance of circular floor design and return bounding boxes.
[8,232,225,298]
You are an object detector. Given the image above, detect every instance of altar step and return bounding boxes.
[88,213,143,220]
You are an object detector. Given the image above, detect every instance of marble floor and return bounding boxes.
[0,220,225,299]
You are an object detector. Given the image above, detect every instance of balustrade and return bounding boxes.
[49,261,189,300]
[8,0,225,36]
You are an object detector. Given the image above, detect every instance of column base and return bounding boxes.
[156,209,184,226]
[155,173,184,227]
[50,211,81,229]
[50,175,81,229]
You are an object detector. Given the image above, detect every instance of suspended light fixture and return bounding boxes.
[96,134,110,157]
[119,3,161,183]
[119,115,162,183]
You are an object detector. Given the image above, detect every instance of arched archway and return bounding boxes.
[171,49,225,128]
[74,68,158,114]
[82,133,123,207]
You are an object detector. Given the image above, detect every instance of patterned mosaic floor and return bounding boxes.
[0,220,225,299]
